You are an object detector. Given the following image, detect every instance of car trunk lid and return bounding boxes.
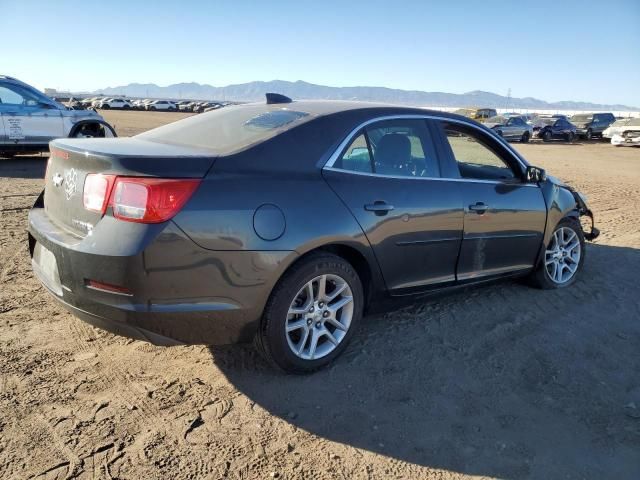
[44,138,216,237]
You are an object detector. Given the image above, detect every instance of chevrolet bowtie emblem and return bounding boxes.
[52,173,63,187]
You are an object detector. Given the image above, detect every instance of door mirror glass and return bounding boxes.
[526,165,546,183]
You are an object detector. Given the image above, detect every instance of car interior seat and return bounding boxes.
[374,134,411,175]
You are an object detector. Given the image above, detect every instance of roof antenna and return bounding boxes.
[266,93,292,104]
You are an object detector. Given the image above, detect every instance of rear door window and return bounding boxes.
[365,119,439,177]
[338,133,373,173]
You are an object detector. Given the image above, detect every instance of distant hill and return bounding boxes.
[94,80,637,111]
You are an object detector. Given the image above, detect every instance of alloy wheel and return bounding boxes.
[545,227,581,284]
[285,274,353,360]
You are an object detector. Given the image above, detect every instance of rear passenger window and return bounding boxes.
[339,133,373,173]
[366,119,439,177]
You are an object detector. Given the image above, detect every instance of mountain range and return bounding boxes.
[94,80,637,111]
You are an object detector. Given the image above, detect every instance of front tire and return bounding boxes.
[530,218,585,289]
[543,130,552,142]
[566,132,575,142]
[521,131,530,143]
[255,253,364,374]
[585,128,593,140]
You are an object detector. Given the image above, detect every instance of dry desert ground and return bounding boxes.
[1,110,639,479]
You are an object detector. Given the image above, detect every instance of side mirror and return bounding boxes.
[526,165,546,183]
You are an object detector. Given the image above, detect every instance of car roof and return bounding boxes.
[237,99,458,118]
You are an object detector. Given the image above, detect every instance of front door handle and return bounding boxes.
[469,202,489,214]
[365,201,394,216]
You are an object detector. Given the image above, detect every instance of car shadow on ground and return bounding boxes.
[210,243,640,479]
[0,155,48,179]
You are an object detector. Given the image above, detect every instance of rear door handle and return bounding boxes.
[365,201,394,216]
[469,202,489,214]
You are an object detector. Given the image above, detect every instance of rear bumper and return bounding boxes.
[28,202,297,346]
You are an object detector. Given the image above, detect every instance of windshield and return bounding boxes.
[486,116,506,123]
[539,118,556,126]
[571,114,593,122]
[611,118,640,127]
[137,103,315,154]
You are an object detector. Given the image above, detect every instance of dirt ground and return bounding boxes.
[1,110,639,479]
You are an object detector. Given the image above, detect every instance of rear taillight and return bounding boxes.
[110,178,200,223]
[83,174,116,214]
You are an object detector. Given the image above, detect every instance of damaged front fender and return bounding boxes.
[541,175,599,242]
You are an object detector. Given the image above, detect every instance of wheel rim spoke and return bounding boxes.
[286,319,307,332]
[317,275,327,301]
[308,328,320,359]
[324,329,338,346]
[325,282,348,302]
[328,296,353,313]
[325,317,347,331]
[296,328,310,355]
[305,281,315,303]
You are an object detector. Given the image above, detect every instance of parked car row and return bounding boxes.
[461,108,627,144]
[65,96,228,113]
[176,100,225,113]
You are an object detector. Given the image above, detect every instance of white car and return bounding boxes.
[131,99,150,110]
[604,118,640,147]
[93,98,132,110]
[145,100,177,111]
[0,76,116,158]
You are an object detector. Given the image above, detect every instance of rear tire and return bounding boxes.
[102,104,110,109]
[521,131,530,143]
[585,128,593,140]
[529,218,585,289]
[255,253,364,374]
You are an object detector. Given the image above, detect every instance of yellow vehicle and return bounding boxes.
[453,107,498,122]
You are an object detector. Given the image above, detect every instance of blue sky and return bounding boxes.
[2,0,639,106]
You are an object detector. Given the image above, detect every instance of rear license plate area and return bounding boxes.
[32,242,63,296]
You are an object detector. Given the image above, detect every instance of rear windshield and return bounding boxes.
[136,104,314,155]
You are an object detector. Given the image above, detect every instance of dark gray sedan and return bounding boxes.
[28,96,599,373]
